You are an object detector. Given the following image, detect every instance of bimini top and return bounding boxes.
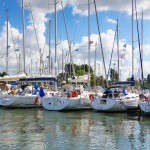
[19,76,57,82]
[68,74,90,83]
[0,73,27,82]
[112,81,135,86]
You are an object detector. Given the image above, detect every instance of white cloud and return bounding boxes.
[69,0,150,19]
[0,0,150,80]
[106,18,117,24]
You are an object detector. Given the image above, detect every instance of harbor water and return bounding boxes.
[0,108,149,150]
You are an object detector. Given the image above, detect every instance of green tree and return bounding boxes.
[110,68,118,82]
[0,72,8,77]
[147,74,150,83]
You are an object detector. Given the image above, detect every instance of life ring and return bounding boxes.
[89,94,94,101]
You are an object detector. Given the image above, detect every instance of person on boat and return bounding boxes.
[79,85,84,94]
[102,89,112,98]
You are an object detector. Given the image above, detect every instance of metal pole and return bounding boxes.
[36,61,37,75]
[54,0,57,91]
[19,52,21,72]
[88,0,91,88]
[84,59,85,73]
[6,9,9,74]
[117,19,119,81]
[132,0,134,78]
[94,43,97,89]
[141,12,143,72]
[69,41,72,77]
[58,60,59,75]
[49,20,51,74]
[62,49,64,74]
[31,59,32,76]
[22,0,25,72]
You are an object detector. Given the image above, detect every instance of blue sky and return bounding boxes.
[0,0,150,80]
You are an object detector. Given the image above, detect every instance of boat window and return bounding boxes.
[101,99,106,104]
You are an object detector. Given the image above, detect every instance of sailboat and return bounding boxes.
[138,11,150,116]
[91,0,141,112]
[0,75,57,108]
[42,75,98,111]
[139,96,150,116]
[91,81,140,112]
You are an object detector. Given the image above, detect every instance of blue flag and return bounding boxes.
[39,87,45,97]
[74,49,79,52]
[46,55,50,59]
[15,49,19,52]
[123,44,127,48]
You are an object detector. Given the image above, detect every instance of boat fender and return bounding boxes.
[89,94,94,101]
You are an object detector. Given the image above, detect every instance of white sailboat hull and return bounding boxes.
[0,95,43,108]
[139,101,150,115]
[91,98,127,112]
[42,95,91,111]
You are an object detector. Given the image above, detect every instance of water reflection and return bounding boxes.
[0,109,149,150]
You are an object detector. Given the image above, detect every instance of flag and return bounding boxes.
[90,41,93,44]
[71,54,77,59]
[34,96,38,105]
[34,87,45,105]
[15,49,19,52]
[74,48,79,52]
[122,44,127,51]
[123,44,126,48]
[39,87,45,97]
[119,54,125,59]
[46,55,50,59]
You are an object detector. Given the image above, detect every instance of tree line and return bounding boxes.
[57,63,150,88]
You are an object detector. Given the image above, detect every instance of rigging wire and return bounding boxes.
[134,0,144,89]
[107,25,117,80]
[72,0,80,47]
[60,0,76,77]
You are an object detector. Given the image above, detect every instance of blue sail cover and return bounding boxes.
[112,81,135,86]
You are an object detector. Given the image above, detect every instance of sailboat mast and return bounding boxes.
[22,0,25,72]
[6,9,9,74]
[141,12,143,67]
[132,0,134,79]
[62,49,64,74]
[94,43,97,89]
[88,0,91,88]
[117,19,119,81]
[55,0,57,77]
[49,20,51,74]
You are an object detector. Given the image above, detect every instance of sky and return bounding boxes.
[0,0,150,81]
